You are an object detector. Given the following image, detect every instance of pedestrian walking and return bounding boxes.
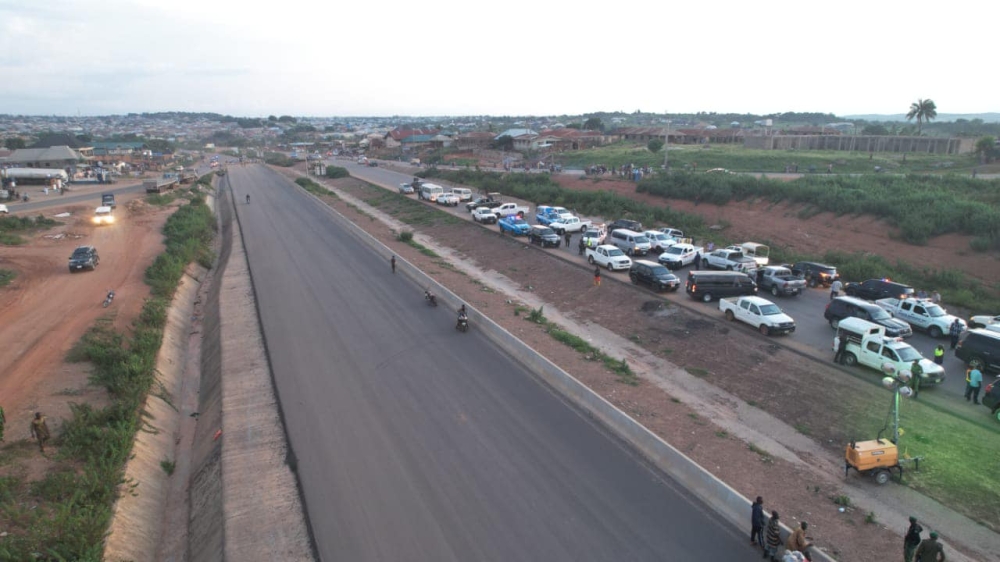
[750,496,766,549]
[909,359,923,399]
[965,367,983,404]
[949,319,963,350]
[904,516,923,562]
[246,194,250,204]
[30,412,50,453]
[830,279,843,300]
[0,405,5,442]
[914,531,945,561]
[786,521,813,561]
[694,251,701,270]
[933,345,945,365]
[764,511,782,561]
[593,266,601,287]
[390,255,396,274]
[834,334,848,365]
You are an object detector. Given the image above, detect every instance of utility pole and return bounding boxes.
[662,113,670,170]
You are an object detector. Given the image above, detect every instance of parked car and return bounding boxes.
[398,182,415,194]
[68,245,100,272]
[658,227,684,240]
[608,218,643,233]
[629,260,680,292]
[498,215,531,236]
[836,317,945,384]
[790,261,840,288]
[658,243,703,270]
[844,279,914,301]
[969,314,1000,329]
[0,204,8,214]
[756,265,806,297]
[641,230,676,253]
[581,225,607,247]
[982,380,1000,422]
[875,298,965,338]
[527,225,561,248]
[825,296,913,338]
[719,295,796,336]
[609,229,652,256]
[471,207,499,224]
[436,192,460,206]
[586,244,632,271]
[685,271,757,303]
[955,329,1000,373]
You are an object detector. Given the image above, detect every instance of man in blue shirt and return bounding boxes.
[965,367,983,404]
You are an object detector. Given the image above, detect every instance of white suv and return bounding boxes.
[0,204,8,214]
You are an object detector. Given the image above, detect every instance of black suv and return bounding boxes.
[629,260,680,292]
[608,218,643,233]
[982,380,1000,423]
[68,246,99,272]
[527,225,561,248]
[790,261,839,288]
[824,296,913,338]
[955,329,1000,373]
[844,279,915,301]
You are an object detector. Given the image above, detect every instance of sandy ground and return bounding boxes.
[277,164,994,562]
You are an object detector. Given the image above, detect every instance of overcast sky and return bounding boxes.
[0,0,992,118]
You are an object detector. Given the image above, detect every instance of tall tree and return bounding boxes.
[905,99,937,135]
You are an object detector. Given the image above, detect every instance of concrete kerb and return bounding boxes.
[287,170,834,561]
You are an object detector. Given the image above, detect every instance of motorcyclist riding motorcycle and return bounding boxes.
[456,304,469,331]
[424,289,437,306]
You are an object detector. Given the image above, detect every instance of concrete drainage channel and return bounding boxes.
[290,171,836,562]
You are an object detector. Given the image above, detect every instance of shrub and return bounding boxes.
[325,166,349,179]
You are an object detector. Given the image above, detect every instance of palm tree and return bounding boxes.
[906,99,938,135]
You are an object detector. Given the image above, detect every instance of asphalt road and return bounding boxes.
[230,164,758,561]
[339,160,990,407]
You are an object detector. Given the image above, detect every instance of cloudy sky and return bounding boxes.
[0,0,991,118]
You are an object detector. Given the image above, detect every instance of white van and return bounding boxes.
[450,187,472,202]
[418,183,444,202]
[609,229,652,256]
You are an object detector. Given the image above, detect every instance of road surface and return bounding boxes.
[230,164,758,561]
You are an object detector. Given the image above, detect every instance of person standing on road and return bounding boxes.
[593,266,601,287]
[390,255,396,274]
[949,319,963,350]
[914,531,946,561]
[965,367,983,404]
[933,345,945,365]
[904,516,923,562]
[30,412,50,453]
[694,251,701,270]
[830,278,843,300]
[764,511,782,561]
[564,231,572,247]
[750,496,766,550]
[909,360,923,399]
[246,193,250,204]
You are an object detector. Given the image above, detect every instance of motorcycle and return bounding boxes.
[456,314,469,332]
[103,289,115,308]
[424,290,437,307]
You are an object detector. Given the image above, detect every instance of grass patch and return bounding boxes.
[795,423,812,436]
[146,192,178,206]
[0,268,16,287]
[747,442,773,463]
[0,196,215,559]
[832,494,852,507]
[325,166,350,179]
[0,214,59,245]
[295,177,330,197]
[715,430,728,438]
[685,366,710,378]
[865,511,877,524]
[160,459,176,476]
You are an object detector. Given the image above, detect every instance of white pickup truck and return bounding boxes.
[657,243,703,270]
[493,202,529,218]
[586,244,632,271]
[719,296,796,336]
[875,298,966,338]
[702,249,758,273]
[836,317,945,384]
[549,215,592,235]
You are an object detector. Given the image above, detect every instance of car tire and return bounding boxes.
[726,265,734,271]
[771,286,779,297]
[969,357,986,371]
[874,470,891,485]
[701,293,713,303]
[929,326,943,339]
[725,310,735,321]
[630,276,638,285]
[606,262,613,271]
[842,353,858,367]
[588,256,595,265]
[759,325,770,336]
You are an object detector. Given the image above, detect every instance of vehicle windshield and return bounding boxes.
[539,228,555,236]
[513,219,527,225]
[651,266,674,277]
[607,248,625,257]
[925,305,947,317]
[71,248,89,257]
[759,304,782,315]
[666,246,684,255]
[584,230,599,237]
[870,309,892,321]
[635,236,650,244]
[896,346,922,362]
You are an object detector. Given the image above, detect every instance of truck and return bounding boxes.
[835,317,945,384]
[144,178,179,193]
[757,265,806,297]
[702,249,758,274]
[471,207,499,224]
[101,193,117,209]
[179,172,198,184]
[875,298,966,339]
[494,202,529,219]
[657,243,703,270]
[586,244,632,271]
[719,296,796,336]
[548,215,592,235]
[498,215,531,236]
[535,205,572,225]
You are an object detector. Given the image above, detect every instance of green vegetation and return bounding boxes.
[146,192,179,206]
[0,214,60,245]
[556,142,978,174]
[294,177,333,198]
[0,196,214,561]
[0,268,15,287]
[832,494,852,506]
[325,166,350,179]
[160,459,176,476]
[264,152,295,167]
